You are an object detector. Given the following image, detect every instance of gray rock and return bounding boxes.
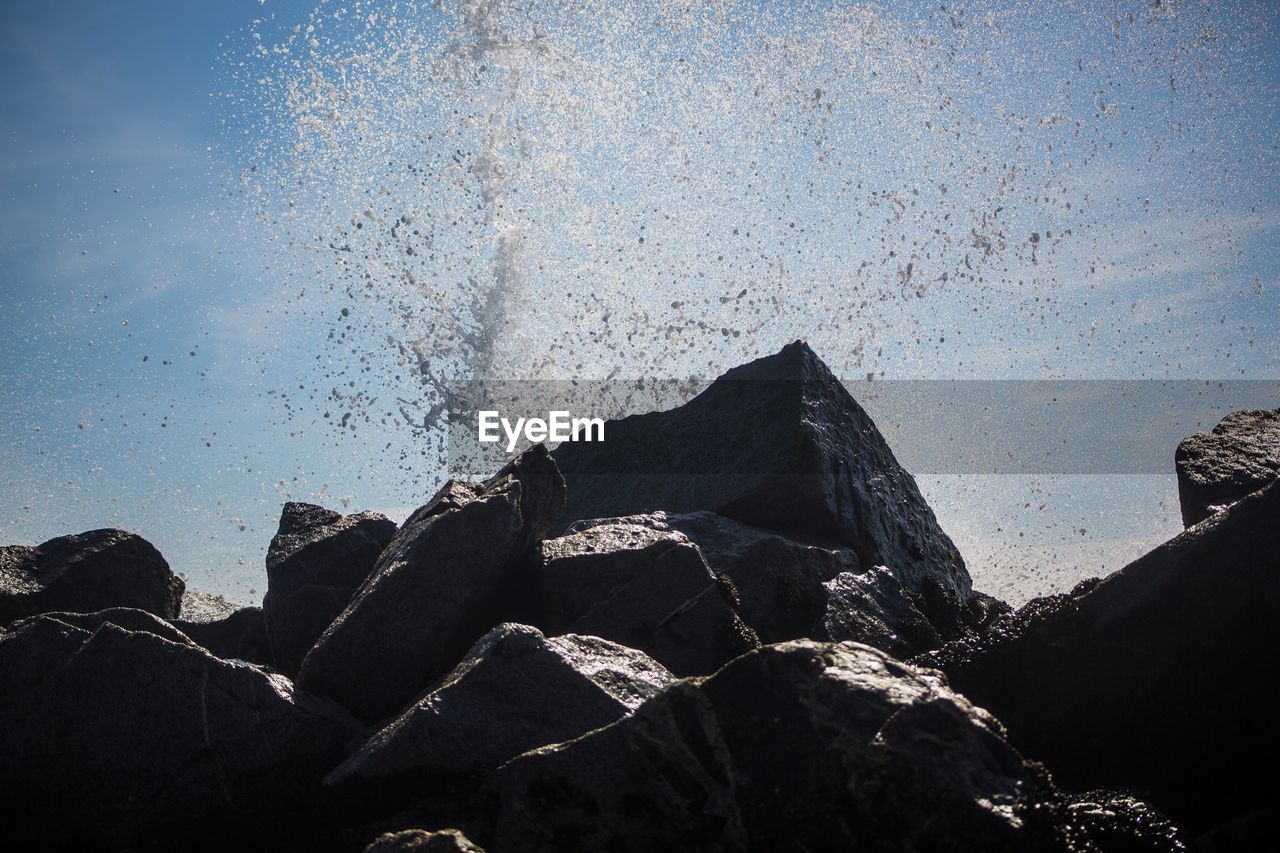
[821,567,940,657]
[1175,407,1280,526]
[297,446,565,723]
[0,528,183,625]
[364,828,484,852]
[535,522,759,677]
[326,623,674,811]
[481,640,1158,852]
[919,480,1280,836]
[568,510,857,644]
[264,502,397,676]
[0,610,359,848]
[551,341,970,599]
[174,605,271,666]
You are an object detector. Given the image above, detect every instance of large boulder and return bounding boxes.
[534,522,759,676]
[0,610,360,848]
[568,510,857,644]
[919,480,1280,837]
[174,605,271,666]
[551,341,970,599]
[326,623,675,814]
[263,502,397,676]
[0,528,183,625]
[1175,407,1280,526]
[298,447,565,723]
[479,641,1177,852]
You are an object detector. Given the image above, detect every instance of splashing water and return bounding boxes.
[218,0,1275,603]
[232,1,1271,392]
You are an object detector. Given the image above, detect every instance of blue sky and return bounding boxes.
[2,1,1277,605]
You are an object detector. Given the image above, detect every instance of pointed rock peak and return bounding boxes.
[551,341,970,599]
[716,340,831,383]
[721,338,819,376]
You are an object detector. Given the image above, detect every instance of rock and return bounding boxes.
[0,528,183,625]
[919,480,1280,836]
[480,640,1167,852]
[264,502,397,676]
[1027,787,1186,852]
[174,606,271,666]
[0,610,360,848]
[326,623,674,814]
[298,446,565,723]
[9,605,198,646]
[551,341,970,599]
[562,513,1005,656]
[910,576,1012,644]
[534,522,759,677]
[568,510,857,644]
[1175,408,1280,526]
[364,828,484,852]
[821,567,940,657]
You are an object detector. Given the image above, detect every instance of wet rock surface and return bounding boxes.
[264,502,397,676]
[820,566,941,657]
[534,521,759,676]
[298,446,565,723]
[552,341,971,600]
[568,510,857,644]
[1175,407,1280,526]
[174,604,272,666]
[0,528,183,625]
[327,623,674,813]
[0,609,359,849]
[920,480,1280,838]
[479,641,1173,852]
[364,829,485,853]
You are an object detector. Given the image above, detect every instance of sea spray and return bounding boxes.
[223,2,1276,599]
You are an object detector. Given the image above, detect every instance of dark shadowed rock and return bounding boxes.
[551,341,969,599]
[264,502,397,676]
[1175,407,1280,526]
[0,528,183,625]
[568,510,857,644]
[481,640,1168,852]
[535,522,759,677]
[0,611,359,848]
[10,605,197,646]
[364,828,484,853]
[919,480,1280,836]
[298,446,565,723]
[326,623,674,813]
[821,567,940,657]
[910,576,1012,644]
[174,605,271,665]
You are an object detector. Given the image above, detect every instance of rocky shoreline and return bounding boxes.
[2,342,1275,852]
